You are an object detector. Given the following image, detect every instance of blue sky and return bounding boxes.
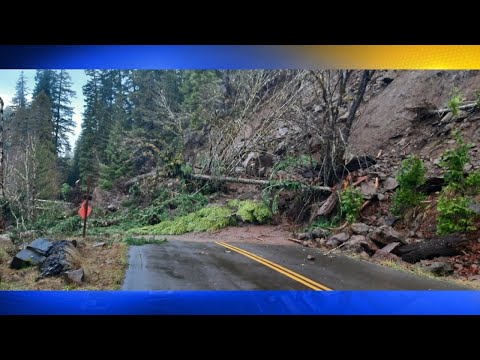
[0,70,87,147]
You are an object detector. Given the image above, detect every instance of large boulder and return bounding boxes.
[350,223,370,235]
[40,240,79,277]
[369,225,406,245]
[10,249,46,269]
[326,232,350,247]
[27,238,53,256]
[343,235,378,255]
[64,269,85,284]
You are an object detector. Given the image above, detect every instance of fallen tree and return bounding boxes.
[407,101,477,121]
[124,170,332,193]
[395,235,469,263]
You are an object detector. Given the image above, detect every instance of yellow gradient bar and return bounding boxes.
[298,45,480,69]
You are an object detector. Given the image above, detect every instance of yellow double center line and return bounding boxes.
[216,241,331,291]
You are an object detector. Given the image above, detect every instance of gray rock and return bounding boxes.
[443,123,454,133]
[373,250,401,261]
[0,234,11,243]
[425,262,454,276]
[440,112,453,123]
[381,242,401,253]
[306,255,315,261]
[326,239,341,247]
[469,203,480,215]
[317,238,327,245]
[455,110,468,120]
[329,232,350,244]
[296,233,309,240]
[369,225,406,245]
[107,204,118,212]
[360,181,377,199]
[384,215,399,227]
[27,238,53,256]
[10,249,46,269]
[383,177,399,191]
[343,235,378,254]
[377,193,385,201]
[64,269,84,284]
[463,163,473,172]
[311,228,329,238]
[93,242,106,247]
[350,223,370,235]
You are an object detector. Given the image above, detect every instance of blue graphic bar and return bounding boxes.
[1,291,479,315]
[0,45,306,69]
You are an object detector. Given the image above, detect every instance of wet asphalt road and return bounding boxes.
[122,240,467,290]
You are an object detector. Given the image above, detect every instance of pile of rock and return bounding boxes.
[10,238,85,284]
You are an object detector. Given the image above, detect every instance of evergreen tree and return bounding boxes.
[52,70,76,155]
[12,71,29,109]
[33,70,57,99]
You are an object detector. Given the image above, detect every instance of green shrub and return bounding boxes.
[447,87,463,116]
[440,131,473,189]
[51,216,83,234]
[61,183,71,201]
[391,155,426,215]
[129,206,234,235]
[340,187,363,223]
[437,132,479,235]
[465,171,480,193]
[100,179,113,190]
[437,191,476,235]
[129,200,273,236]
[229,199,273,223]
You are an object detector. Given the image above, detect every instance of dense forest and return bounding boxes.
[0,69,373,229]
[1,69,480,289]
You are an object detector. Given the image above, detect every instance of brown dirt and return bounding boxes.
[141,224,294,245]
[350,70,480,155]
[0,237,128,290]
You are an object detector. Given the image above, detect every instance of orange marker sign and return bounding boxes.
[78,201,93,219]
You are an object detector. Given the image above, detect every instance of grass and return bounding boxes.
[123,236,168,246]
[378,258,479,289]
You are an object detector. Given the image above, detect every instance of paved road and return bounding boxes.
[122,240,467,290]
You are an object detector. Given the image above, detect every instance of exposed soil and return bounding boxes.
[142,224,294,245]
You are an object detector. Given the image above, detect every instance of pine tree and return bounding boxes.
[33,70,57,99]
[52,70,76,155]
[77,70,102,180]
[12,71,29,109]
